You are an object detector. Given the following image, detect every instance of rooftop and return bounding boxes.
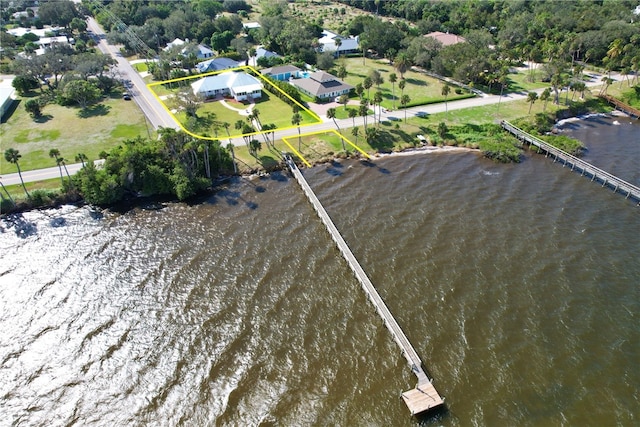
[424,31,466,46]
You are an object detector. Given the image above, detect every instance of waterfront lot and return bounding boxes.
[340,57,474,109]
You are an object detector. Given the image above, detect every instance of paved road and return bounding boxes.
[86,17,179,131]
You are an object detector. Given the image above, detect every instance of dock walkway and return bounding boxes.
[598,94,640,118]
[501,121,640,204]
[284,155,444,416]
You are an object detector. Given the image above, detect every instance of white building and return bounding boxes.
[0,87,16,119]
[165,38,214,59]
[191,71,263,101]
[319,30,359,56]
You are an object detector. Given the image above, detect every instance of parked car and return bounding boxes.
[122,92,131,100]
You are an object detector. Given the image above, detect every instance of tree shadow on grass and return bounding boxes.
[258,154,280,172]
[77,104,111,118]
[34,114,53,123]
[405,78,428,86]
[367,128,406,152]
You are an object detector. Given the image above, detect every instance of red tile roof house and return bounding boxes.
[290,71,353,101]
[424,31,466,46]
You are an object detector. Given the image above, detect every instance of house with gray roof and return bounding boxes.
[191,71,262,101]
[290,71,353,100]
[196,57,240,73]
[261,65,301,81]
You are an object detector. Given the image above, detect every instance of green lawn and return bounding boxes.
[340,57,475,109]
[133,62,149,72]
[168,91,319,139]
[1,93,150,173]
[332,105,373,120]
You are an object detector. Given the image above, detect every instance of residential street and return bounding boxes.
[86,17,179,131]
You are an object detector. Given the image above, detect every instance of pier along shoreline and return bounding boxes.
[284,154,445,416]
[501,121,640,205]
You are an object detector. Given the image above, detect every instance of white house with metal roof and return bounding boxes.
[191,71,263,101]
[319,30,359,56]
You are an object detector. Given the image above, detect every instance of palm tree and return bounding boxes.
[606,39,624,75]
[49,148,65,186]
[398,78,406,100]
[370,70,383,91]
[326,108,346,152]
[400,94,410,122]
[291,112,302,151]
[631,55,640,85]
[249,139,262,157]
[348,107,358,127]
[226,142,237,174]
[526,91,538,114]
[355,82,364,99]
[437,122,448,140]
[540,88,551,112]
[394,52,410,79]
[365,126,378,145]
[336,65,347,80]
[389,73,397,109]
[599,76,613,95]
[441,84,451,116]
[4,148,29,199]
[75,153,88,168]
[496,74,508,115]
[359,34,369,65]
[373,91,383,126]
[0,179,15,206]
[359,98,369,129]
[351,126,360,146]
[335,37,342,58]
[261,123,275,149]
[363,76,373,99]
[252,108,261,128]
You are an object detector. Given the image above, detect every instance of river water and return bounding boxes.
[1,116,638,426]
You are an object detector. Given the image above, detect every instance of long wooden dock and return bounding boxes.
[284,155,444,416]
[501,121,640,204]
[598,94,640,118]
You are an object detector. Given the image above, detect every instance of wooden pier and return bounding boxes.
[598,94,640,118]
[501,121,640,204]
[284,155,444,416]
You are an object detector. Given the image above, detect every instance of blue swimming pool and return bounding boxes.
[298,71,311,78]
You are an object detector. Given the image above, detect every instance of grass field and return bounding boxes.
[1,92,150,173]
[340,57,475,109]
[162,88,319,139]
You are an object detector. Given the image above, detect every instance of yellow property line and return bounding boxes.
[146,65,321,141]
[281,137,311,167]
[282,129,371,167]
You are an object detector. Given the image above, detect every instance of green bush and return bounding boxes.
[29,189,58,206]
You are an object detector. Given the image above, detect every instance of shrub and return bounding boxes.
[29,189,57,206]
